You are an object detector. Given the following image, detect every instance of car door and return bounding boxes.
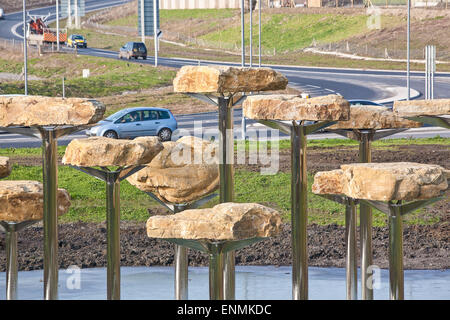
[115,111,145,138]
[140,110,159,136]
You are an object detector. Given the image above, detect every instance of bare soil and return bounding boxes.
[2,143,448,270]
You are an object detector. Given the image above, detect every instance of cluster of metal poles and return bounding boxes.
[0,125,90,300]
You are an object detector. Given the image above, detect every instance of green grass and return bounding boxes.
[0,54,175,97]
[5,165,442,226]
[1,137,447,160]
[0,146,67,157]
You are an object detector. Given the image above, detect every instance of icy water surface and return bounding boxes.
[0,266,448,300]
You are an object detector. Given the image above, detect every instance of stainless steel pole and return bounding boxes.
[425,46,428,100]
[42,129,59,300]
[6,229,18,300]
[106,174,121,300]
[241,0,246,140]
[407,0,411,100]
[153,0,158,67]
[74,0,79,28]
[345,201,357,300]
[23,0,28,95]
[174,245,188,300]
[291,124,308,300]
[209,250,224,300]
[359,133,373,300]
[431,45,435,99]
[67,0,72,28]
[389,205,404,300]
[174,205,188,300]
[56,0,60,51]
[258,0,261,67]
[218,96,235,300]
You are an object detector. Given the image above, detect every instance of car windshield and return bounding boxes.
[73,35,84,40]
[104,109,130,121]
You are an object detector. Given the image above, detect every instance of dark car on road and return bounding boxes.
[118,42,147,60]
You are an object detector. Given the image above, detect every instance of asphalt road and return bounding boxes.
[0,0,449,148]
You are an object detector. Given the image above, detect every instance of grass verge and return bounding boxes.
[0,54,175,98]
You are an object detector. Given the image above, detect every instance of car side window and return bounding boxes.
[119,111,141,123]
[157,111,170,119]
[142,110,159,121]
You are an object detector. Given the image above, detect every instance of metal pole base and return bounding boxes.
[0,221,38,300]
[345,199,357,300]
[0,125,92,300]
[186,93,246,300]
[72,165,145,300]
[164,237,265,300]
[144,192,218,300]
[257,119,336,300]
[318,194,359,300]
[332,128,408,300]
[361,196,444,300]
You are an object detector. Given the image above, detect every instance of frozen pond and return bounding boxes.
[0,266,449,300]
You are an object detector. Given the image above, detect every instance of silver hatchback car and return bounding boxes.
[86,107,177,141]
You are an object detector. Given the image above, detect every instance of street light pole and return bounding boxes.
[250,1,253,67]
[140,0,145,44]
[407,0,411,100]
[153,0,158,67]
[23,0,28,95]
[258,0,261,67]
[241,0,245,67]
[56,0,60,51]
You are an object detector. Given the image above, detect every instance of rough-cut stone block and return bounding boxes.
[62,136,163,167]
[0,96,106,126]
[312,162,448,201]
[393,99,450,116]
[173,66,288,93]
[147,202,282,241]
[243,94,350,121]
[128,136,219,203]
[329,105,421,129]
[0,180,70,222]
[311,170,344,196]
[0,157,11,179]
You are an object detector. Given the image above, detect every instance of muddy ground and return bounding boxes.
[1,143,449,270]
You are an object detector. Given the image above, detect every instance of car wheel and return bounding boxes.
[158,128,172,142]
[103,130,118,139]
[143,56,147,60]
